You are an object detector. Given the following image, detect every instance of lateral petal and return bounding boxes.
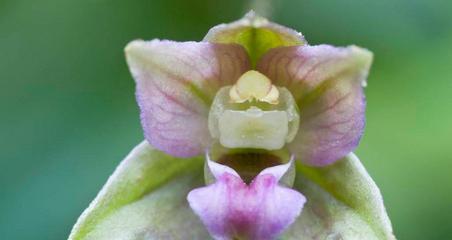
[258,45,372,165]
[125,40,250,157]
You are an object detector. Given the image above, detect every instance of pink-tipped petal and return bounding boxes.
[125,40,250,157]
[188,160,305,240]
[206,158,240,179]
[257,45,372,166]
[258,158,294,182]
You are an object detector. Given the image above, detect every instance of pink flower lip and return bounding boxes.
[187,159,306,240]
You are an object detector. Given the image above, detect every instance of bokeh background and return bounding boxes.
[1,0,451,239]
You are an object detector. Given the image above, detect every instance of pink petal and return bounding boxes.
[188,160,305,240]
[257,45,372,166]
[125,40,250,157]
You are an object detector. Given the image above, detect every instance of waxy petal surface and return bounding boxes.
[258,45,372,166]
[188,160,305,240]
[125,40,250,157]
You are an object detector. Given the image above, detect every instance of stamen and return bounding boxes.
[229,70,279,104]
[209,84,299,151]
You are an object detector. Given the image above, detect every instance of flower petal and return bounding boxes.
[188,159,306,240]
[68,141,210,240]
[125,40,250,157]
[206,157,240,180]
[204,11,306,66]
[281,153,396,240]
[257,45,373,166]
[258,157,296,186]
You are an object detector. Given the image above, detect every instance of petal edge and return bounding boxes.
[126,40,250,157]
[258,45,373,166]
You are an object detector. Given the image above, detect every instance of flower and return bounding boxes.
[69,11,395,240]
[125,11,372,167]
[124,11,371,239]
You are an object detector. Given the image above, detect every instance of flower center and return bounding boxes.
[208,70,299,151]
[229,70,279,104]
[205,144,295,186]
[217,152,280,184]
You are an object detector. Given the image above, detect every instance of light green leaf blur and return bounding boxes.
[68,142,208,240]
[283,153,395,239]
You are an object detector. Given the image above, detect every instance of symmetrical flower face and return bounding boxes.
[126,12,371,167]
[124,11,372,240]
[69,12,396,240]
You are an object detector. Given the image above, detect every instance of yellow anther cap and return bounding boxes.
[229,70,279,104]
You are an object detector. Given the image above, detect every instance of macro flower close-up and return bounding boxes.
[68,12,394,240]
[5,1,452,240]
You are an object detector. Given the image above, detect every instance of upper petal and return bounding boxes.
[257,45,372,166]
[204,11,306,66]
[125,40,250,157]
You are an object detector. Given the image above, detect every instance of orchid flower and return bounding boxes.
[69,12,396,240]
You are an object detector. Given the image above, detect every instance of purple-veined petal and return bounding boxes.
[257,45,372,166]
[125,40,250,157]
[188,159,306,240]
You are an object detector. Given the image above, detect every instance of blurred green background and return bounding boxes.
[1,0,451,239]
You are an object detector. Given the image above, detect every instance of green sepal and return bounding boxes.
[68,141,209,240]
[204,11,305,66]
[68,143,395,240]
[282,153,396,240]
